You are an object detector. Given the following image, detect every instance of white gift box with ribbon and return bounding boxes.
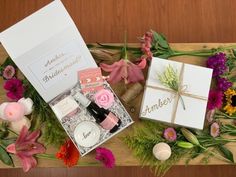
[140,57,213,129]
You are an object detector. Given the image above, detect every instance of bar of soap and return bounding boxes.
[152,142,171,161]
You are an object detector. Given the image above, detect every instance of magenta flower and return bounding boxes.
[217,77,232,91]
[163,127,177,142]
[3,65,15,79]
[100,59,144,84]
[6,126,46,172]
[210,122,220,137]
[206,53,227,77]
[207,90,223,110]
[95,147,115,168]
[3,78,24,101]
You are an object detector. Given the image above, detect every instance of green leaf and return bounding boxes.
[233,49,236,57]
[0,138,16,148]
[155,53,170,59]
[229,76,236,82]
[218,145,234,163]
[0,145,14,166]
[151,30,169,49]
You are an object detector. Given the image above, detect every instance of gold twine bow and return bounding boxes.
[146,63,208,124]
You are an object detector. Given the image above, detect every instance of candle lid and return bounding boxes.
[74,121,100,147]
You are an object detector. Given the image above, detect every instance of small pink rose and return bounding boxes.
[94,89,114,109]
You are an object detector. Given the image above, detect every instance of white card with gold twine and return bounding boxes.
[140,57,213,129]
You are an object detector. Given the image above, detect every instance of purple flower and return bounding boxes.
[207,89,223,110]
[2,65,15,79]
[95,147,115,168]
[210,122,220,137]
[3,78,24,101]
[163,127,177,142]
[217,77,232,91]
[206,53,227,77]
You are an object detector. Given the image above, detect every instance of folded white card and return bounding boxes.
[140,57,213,129]
[0,0,96,102]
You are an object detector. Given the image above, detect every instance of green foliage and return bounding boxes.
[123,121,188,177]
[0,145,13,167]
[23,80,67,146]
[218,145,234,163]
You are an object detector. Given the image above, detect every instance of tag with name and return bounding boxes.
[51,96,79,120]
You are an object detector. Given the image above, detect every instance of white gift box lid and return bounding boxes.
[140,57,213,129]
[0,0,97,102]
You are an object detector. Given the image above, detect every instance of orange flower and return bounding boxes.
[56,140,80,167]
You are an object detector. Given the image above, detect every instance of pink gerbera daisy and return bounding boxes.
[207,90,223,110]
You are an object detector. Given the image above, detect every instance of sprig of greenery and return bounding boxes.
[158,65,185,109]
[123,121,189,177]
[23,80,67,145]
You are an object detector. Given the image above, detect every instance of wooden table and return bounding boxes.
[0,43,235,168]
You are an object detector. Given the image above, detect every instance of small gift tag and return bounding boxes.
[78,68,104,94]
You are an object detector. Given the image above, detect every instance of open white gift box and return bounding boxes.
[0,0,133,156]
[140,57,213,129]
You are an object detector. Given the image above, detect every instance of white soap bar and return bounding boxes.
[51,96,78,120]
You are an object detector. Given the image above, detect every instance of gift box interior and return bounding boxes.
[0,0,133,156]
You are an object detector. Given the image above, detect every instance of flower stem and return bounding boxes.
[36,153,57,160]
[124,31,128,60]
[215,111,236,119]
[198,145,232,163]
[7,128,18,136]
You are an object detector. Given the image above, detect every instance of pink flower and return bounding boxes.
[210,122,220,137]
[95,147,115,168]
[163,127,177,142]
[140,31,153,60]
[94,89,114,109]
[206,109,216,123]
[3,78,24,101]
[3,65,15,79]
[207,90,223,110]
[100,59,144,84]
[6,126,45,172]
[4,102,25,122]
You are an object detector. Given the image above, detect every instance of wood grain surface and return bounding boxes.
[1,0,236,43]
[1,0,236,176]
[1,43,236,177]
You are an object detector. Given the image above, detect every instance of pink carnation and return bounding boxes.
[3,78,24,101]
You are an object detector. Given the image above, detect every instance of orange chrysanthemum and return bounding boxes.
[56,140,80,167]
